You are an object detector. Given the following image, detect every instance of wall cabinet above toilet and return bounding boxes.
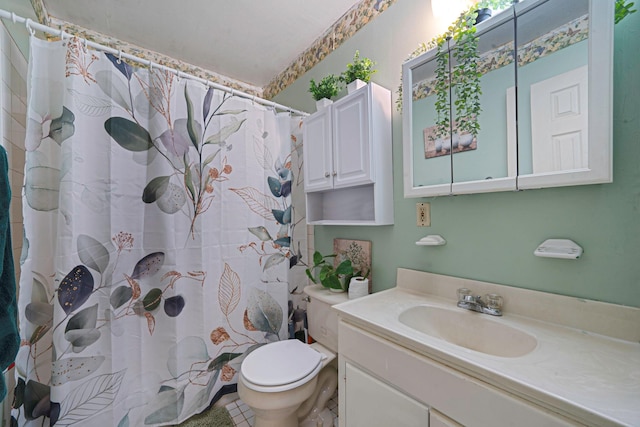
[303,82,393,225]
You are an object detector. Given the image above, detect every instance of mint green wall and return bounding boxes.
[273,0,640,307]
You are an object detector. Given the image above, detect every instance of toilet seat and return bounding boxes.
[241,339,325,392]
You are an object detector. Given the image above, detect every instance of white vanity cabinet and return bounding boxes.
[303,83,393,225]
[338,321,577,427]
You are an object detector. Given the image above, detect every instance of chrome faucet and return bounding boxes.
[456,289,502,316]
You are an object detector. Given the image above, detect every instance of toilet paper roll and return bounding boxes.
[349,277,369,300]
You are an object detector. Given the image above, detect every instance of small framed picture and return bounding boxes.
[333,239,372,293]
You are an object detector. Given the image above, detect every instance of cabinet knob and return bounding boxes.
[324,172,330,178]
[332,171,337,177]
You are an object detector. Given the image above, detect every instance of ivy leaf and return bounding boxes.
[167,337,209,378]
[142,176,170,204]
[274,237,290,248]
[143,387,184,425]
[267,176,281,197]
[105,53,133,80]
[51,356,105,386]
[280,180,292,198]
[23,380,50,420]
[25,302,53,326]
[48,107,75,145]
[58,266,94,315]
[246,288,283,334]
[131,252,165,279]
[207,353,243,372]
[110,286,133,309]
[202,87,213,121]
[25,166,60,211]
[203,117,246,145]
[218,264,241,316]
[105,117,154,152]
[65,304,98,332]
[184,85,199,148]
[164,296,185,317]
[248,226,272,241]
[77,235,110,274]
[142,288,163,311]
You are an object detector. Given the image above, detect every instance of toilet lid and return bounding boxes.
[241,339,324,387]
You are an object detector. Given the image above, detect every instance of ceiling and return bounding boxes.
[39,0,363,89]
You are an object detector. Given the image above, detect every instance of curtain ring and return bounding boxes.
[83,37,88,51]
[11,13,16,24]
[148,60,153,72]
[25,19,35,36]
[230,89,235,96]
[117,50,123,64]
[59,29,65,42]
[176,71,182,82]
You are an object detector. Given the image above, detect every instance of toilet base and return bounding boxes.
[299,408,334,427]
[238,372,318,427]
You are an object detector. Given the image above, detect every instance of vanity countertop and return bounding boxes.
[333,269,640,427]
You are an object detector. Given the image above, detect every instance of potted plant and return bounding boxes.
[305,250,368,292]
[616,0,636,24]
[309,74,340,110]
[340,50,377,93]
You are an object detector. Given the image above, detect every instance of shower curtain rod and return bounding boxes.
[0,8,309,117]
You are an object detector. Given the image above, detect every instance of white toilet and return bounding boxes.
[238,285,346,427]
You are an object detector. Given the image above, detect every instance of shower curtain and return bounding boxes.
[13,36,306,426]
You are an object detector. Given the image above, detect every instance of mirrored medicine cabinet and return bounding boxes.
[402,0,613,197]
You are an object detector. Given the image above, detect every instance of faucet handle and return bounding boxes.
[456,287,472,302]
[484,293,503,310]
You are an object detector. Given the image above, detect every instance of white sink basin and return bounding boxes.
[398,305,538,358]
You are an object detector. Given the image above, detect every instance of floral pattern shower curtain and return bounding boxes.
[13,36,306,426]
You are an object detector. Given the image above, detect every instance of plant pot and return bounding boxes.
[315,98,333,111]
[474,8,492,25]
[459,133,474,148]
[347,79,367,94]
[329,287,346,293]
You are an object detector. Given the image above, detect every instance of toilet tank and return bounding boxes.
[304,285,348,353]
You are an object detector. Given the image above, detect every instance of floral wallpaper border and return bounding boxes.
[46,16,264,97]
[30,0,49,26]
[412,14,589,101]
[262,0,397,99]
[31,0,396,101]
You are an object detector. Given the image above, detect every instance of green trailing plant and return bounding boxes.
[340,50,377,84]
[433,40,451,141]
[309,74,341,101]
[399,0,631,112]
[616,0,636,24]
[305,250,369,291]
[398,0,512,144]
[451,10,482,139]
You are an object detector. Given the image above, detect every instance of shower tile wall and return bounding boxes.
[0,20,27,427]
[0,21,26,285]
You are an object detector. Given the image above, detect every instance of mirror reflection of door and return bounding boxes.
[530,65,588,173]
[516,0,590,176]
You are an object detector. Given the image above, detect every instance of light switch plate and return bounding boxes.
[416,203,430,227]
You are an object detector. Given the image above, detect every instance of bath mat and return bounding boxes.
[173,405,234,427]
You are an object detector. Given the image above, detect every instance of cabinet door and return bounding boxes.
[430,409,463,427]
[331,90,373,189]
[303,109,333,192]
[345,362,429,427]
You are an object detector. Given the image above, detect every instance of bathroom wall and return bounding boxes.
[0,19,26,426]
[273,0,640,307]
